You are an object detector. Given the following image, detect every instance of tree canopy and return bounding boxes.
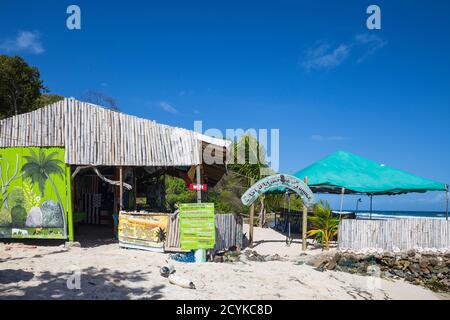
[0,55,65,120]
[0,55,45,119]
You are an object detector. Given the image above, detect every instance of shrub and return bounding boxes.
[8,187,26,208]
[0,208,12,227]
[11,205,27,227]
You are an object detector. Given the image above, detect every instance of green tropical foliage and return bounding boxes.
[228,134,270,187]
[307,201,339,250]
[165,175,196,211]
[0,55,64,119]
[23,179,41,211]
[164,172,247,214]
[34,94,64,108]
[0,55,44,118]
[0,208,12,227]
[22,149,65,196]
[228,134,279,226]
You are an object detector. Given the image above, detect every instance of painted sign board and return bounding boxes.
[118,212,169,252]
[0,147,70,239]
[241,174,316,208]
[179,203,215,250]
[188,184,208,191]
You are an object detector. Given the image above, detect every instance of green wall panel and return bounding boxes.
[0,147,71,239]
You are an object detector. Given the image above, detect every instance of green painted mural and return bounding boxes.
[0,147,71,239]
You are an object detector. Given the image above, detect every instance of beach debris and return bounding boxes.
[241,250,286,262]
[305,252,335,268]
[4,243,37,250]
[64,241,81,249]
[160,264,175,277]
[170,251,196,263]
[168,274,196,289]
[210,249,241,263]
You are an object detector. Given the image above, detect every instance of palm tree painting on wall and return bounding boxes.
[0,147,67,238]
[21,149,67,237]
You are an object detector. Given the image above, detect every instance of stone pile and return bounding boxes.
[212,249,286,263]
[306,249,450,292]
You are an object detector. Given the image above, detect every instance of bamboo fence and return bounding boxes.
[338,218,450,251]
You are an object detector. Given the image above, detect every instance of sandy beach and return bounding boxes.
[0,225,447,300]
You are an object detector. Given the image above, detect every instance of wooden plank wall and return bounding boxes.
[0,98,206,166]
[166,214,243,251]
[338,218,450,251]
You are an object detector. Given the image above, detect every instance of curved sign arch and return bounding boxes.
[241,174,316,208]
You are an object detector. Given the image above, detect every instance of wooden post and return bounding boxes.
[249,203,255,247]
[134,168,137,210]
[196,165,202,203]
[249,178,255,248]
[119,166,123,211]
[302,176,308,251]
[67,165,75,241]
[369,194,373,220]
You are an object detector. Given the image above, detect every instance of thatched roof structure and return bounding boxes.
[0,98,230,185]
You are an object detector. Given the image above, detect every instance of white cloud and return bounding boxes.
[354,33,387,63]
[311,134,350,142]
[302,43,350,71]
[159,101,178,114]
[301,33,387,71]
[0,31,44,54]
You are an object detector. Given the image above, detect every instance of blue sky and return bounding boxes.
[1,1,449,211]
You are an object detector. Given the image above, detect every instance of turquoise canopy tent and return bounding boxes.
[292,151,448,219]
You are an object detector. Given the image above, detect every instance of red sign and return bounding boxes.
[189,183,208,191]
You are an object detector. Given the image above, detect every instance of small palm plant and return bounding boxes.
[307,201,339,250]
[155,227,167,243]
[21,149,66,237]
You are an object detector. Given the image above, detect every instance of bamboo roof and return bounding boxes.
[0,98,231,168]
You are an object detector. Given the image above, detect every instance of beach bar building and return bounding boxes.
[0,98,232,245]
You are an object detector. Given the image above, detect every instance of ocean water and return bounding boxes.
[355,210,448,220]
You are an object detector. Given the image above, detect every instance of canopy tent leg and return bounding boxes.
[302,177,310,251]
[369,194,373,220]
[445,185,449,221]
[339,187,345,221]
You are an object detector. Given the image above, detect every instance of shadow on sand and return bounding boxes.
[0,267,165,300]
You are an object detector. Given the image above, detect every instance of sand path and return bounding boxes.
[0,226,446,300]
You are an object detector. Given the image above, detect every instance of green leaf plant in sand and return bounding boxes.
[21,149,67,237]
[307,201,339,250]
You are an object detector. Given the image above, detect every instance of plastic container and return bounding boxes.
[194,249,206,263]
[160,264,175,277]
